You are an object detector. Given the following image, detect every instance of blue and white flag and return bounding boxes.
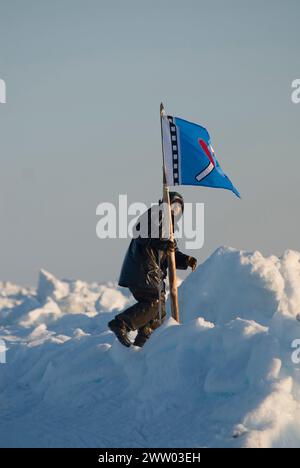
[162,115,240,198]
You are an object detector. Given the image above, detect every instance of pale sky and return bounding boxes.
[0,0,299,285]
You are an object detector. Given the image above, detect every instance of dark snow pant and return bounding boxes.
[116,286,166,346]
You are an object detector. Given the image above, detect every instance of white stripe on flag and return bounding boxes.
[195,162,214,182]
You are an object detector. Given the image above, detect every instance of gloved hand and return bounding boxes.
[154,239,176,253]
[188,256,197,271]
[165,239,176,253]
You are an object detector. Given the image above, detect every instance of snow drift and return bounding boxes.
[0,247,300,448]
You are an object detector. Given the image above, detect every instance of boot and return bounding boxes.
[133,323,152,348]
[108,318,132,348]
[133,330,150,348]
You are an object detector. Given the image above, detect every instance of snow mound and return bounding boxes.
[179,247,299,326]
[0,249,300,448]
[37,269,69,303]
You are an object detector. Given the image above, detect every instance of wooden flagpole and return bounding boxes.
[160,103,180,323]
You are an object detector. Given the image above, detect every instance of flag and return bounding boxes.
[162,115,240,198]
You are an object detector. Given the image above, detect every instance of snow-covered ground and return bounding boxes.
[1,247,300,448]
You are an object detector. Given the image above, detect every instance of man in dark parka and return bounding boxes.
[108,192,197,347]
